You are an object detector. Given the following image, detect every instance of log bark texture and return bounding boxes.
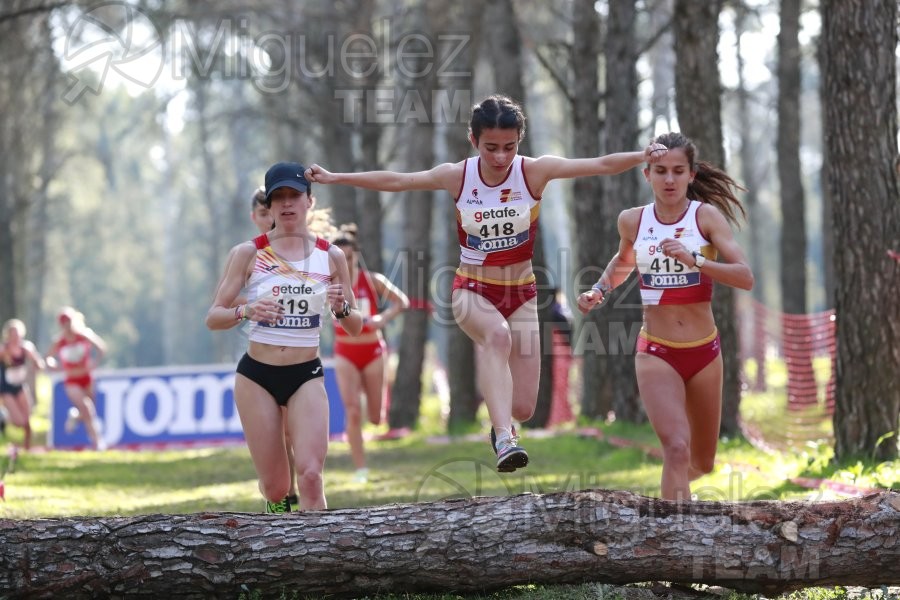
[2,490,898,599]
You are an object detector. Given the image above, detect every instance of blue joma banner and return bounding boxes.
[49,362,345,450]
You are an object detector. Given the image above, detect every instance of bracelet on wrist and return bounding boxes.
[591,281,612,295]
[234,304,249,321]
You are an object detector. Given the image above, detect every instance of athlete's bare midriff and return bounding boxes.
[247,341,319,366]
[642,302,717,342]
[457,258,534,283]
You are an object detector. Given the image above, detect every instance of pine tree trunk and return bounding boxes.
[820,0,900,461]
[734,4,768,394]
[777,0,807,317]
[673,0,742,438]
[353,0,384,275]
[320,2,360,229]
[3,491,898,598]
[358,121,384,274]
[388,9,437,430]
[444,1,481,432]
[570,0,607,421]
[777,0,815,416]
[486,0,554,429]
[603,0,644,424]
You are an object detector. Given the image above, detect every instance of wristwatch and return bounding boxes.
[691,251,706,269]
[332,300,352,319]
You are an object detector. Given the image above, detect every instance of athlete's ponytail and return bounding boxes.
[653,132,747,227]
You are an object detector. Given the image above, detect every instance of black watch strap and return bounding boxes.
[332,300,351,319]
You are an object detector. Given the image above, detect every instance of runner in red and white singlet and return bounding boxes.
[306,95,665,472]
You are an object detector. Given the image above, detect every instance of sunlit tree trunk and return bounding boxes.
[486,0,554,429]
[602,0,643,424]
[820,0,900,461]
[733,2,768,394]
[192,79,227,363]
[27,17,59,357]
[648,0,675,132]
[777,0,815,415]
[570,0,606,421]
[319,1,359,229]
[347,0,384,274]
[673,0,742,439]
[389,5,437,430]
[0,13,35,324]
[777,0,807,315]
[443,1,481,433]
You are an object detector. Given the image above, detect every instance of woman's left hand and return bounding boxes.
[645,142,668,163]
[327,284,347,313]
[658,238,694,267]
[305,164,334,184]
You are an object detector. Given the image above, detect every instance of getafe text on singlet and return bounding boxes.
[455,155,541,266]
[246,233,331,347]
[633,200,716,305]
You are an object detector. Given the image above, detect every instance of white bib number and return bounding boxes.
[259,284,326,329]
[460,205,531,253]
[639,244,700,289]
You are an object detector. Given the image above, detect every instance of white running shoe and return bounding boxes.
[92,418,106,450]
[64,407,80,434]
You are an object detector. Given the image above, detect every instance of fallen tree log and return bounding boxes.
[1,489,898,599]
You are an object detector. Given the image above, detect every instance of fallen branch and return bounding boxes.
[1,490,898,598]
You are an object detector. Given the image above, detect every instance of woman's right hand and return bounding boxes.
[304,164,334,184]
[576,289,604,314]
[246,298,284,324]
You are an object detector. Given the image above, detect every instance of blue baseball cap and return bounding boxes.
[264,162,310,201]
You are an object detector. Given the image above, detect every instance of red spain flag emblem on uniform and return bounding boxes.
[674,227,685,239]
[499,188,512,203]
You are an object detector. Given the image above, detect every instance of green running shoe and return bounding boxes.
[264,496,292,514]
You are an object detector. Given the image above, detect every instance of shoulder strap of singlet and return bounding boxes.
[253,233,269,250]
[454,157,470,202]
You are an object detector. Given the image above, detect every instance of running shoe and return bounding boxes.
[264,497,292,514]
[352,467,370,484]
[495,433,529,473]
[489,425,518,453]
[64,407,80,434]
